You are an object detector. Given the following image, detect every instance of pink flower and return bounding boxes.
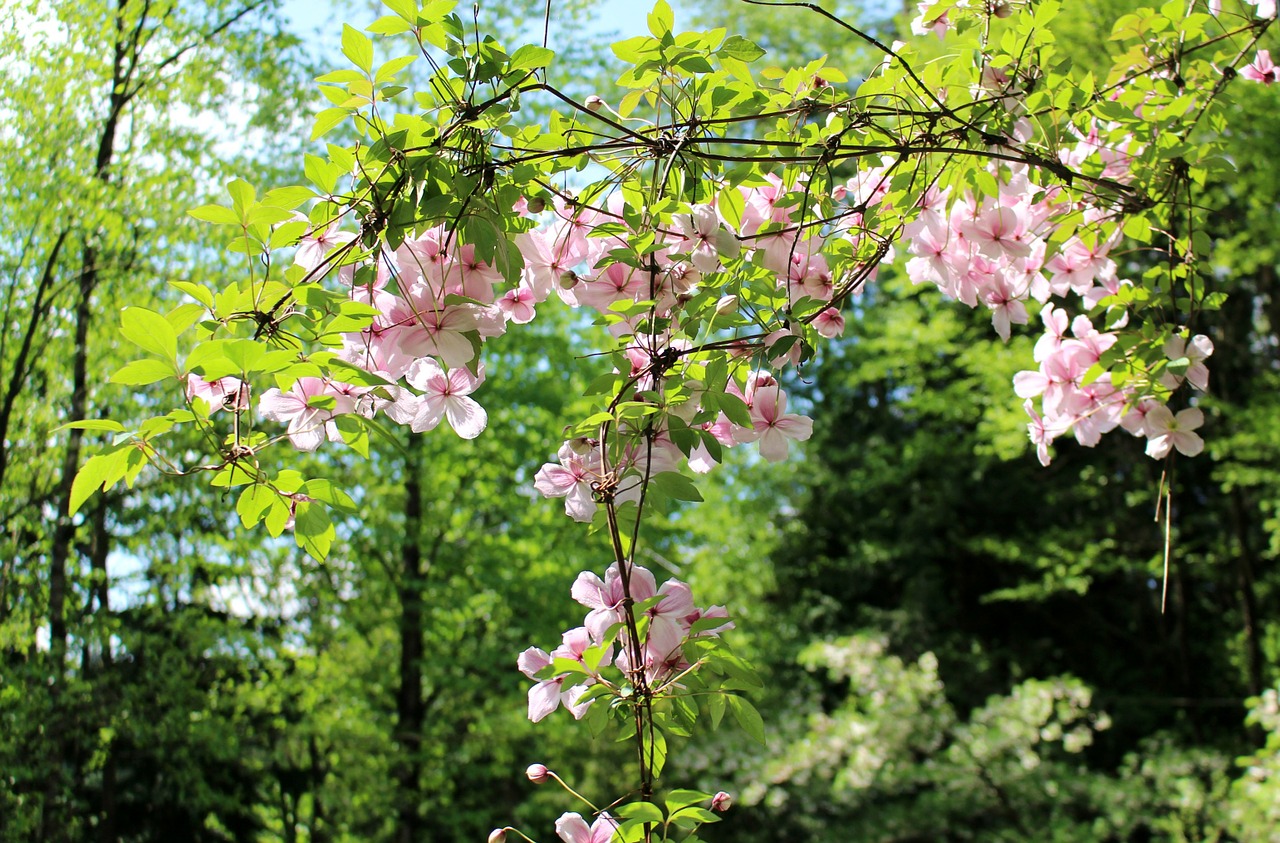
[534,442,604,522]
[186,373,247,413]
[572,563,657,642]
[259,377,355,451]
[497,284,537,324]
[295,220,354,272]
[1024,399,1061,467]
[1247,0,1277,19]
[961,203,1033,260]
[813,307,846,338]
[526,763,551,784]
[517,646,592,722]
[910,1,954,39]
[393,359,488,439]
[1120,397,1161,437]
[712,791,733,812]
[1233,49,1274,83]
[673,204,740,273]
[554,812,617,843]
[1144,406,1205,459]
[1161,333,1214,392]
[738,374,814,462]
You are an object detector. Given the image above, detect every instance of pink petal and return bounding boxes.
[444,395,487,439]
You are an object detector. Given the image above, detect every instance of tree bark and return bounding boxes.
[394,432,426,843]
[41,5,132,837]
[0,228,68,492]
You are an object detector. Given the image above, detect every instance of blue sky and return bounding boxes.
[279,0,690,49]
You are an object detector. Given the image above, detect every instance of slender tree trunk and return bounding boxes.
[41,254,96,843]
[89,494,117,843]
[0,228,68,492]
[41,8,131,836]
[394,433,425,843]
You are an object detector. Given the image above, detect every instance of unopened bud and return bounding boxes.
[567,436,597,455]
[526,196,546,214]
[992,2,1013,18]
[559,270,579,290]
[526,763,551,784]
[715,295,738,316]
[585,95,606,113]
[712,791,733,812]
[488,829,507,843]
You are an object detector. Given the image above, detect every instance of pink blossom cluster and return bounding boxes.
[197,223,528,450]
[889,114,1214,465]
[532,371,812,521]
[1013,316,1212,465]
[512,190,829,518]
[517,562,732,722]
[212,89,1220,483]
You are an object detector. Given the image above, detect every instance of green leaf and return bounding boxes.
[615,801,665,824]
[236,485,279,528]
[350,413,413,461]
[708,691,726,729]
[170,280,214,309]
[650,471,703,502]
[367,15,413,34]
[717,187,745,231]
[110,358,178,386]
[716,391,752,428]
[509,44,554,72]
[383,0,417,20]
[664,789,712,814]
[120,307,178,363]
[55,419,126,434]
[342,24,374,73]
[670,806,719,825]
[417,0,457,23]
[300,478,358,513]
[263,494,291,537]
[294,501,334,560]
[642,726,669,778]
[726,695,766,745]
[719,35,765,62]
[261,185,317,210]
[166,303,205,336]
[327,357,393,387]
[226,179,255,216]
[70,447,130,515]
[647,0,674,37]
[714,650,763,689]
[188,204,241,225]
[375,54,417,84]
[312,107,352,141]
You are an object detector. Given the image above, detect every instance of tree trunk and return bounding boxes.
[41,6,131,836]
[394,433,425,843]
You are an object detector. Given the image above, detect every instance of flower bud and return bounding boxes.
[585,95,606,113]
[526,196,546,214]
[992,1,1014,18]
[712,791,733,812]
[714,295,738,316]
[526,763,551,784]
[488,829,507,843]
[558,270,579,290]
